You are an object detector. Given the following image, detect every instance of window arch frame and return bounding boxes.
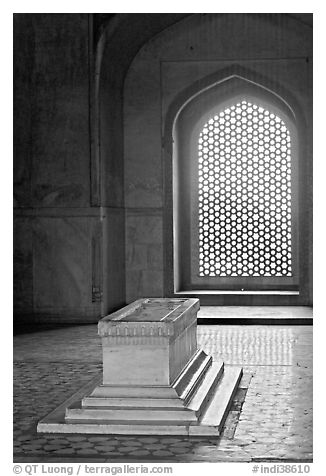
[163,68,307,303]
[187,94,298,290]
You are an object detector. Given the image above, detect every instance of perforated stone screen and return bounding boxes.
[198,100,292,277]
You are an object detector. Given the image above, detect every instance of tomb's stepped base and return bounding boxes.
[38,355,242,436]
[37,298,243,436]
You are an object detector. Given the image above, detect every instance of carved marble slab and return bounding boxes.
[99,298,199,385]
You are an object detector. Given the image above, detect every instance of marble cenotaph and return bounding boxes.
[38,298,242,435]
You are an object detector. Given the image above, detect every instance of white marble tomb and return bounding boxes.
[37,298,243,435]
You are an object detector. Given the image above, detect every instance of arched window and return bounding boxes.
[170,76,299,295]
[198,100,292,278]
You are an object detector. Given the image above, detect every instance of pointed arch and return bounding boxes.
[163,69,304,298]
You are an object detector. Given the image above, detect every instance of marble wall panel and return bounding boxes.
[14,14,91,209]
[147,244,163,270]
[100,87,125,208]
[102,208,126,315]
[124,59,162,209]
[126,213,162,246]
[33,216,97,317]
[126,270,143,303]
[14,208,126,323]
[140,270,164,298]
[125,212,164,302]
[139,14,312,63]
[126,270,164,304]
[13,217,33,313]
[126,244,148,271]
[13,14,34,208]
[31,89,90,207]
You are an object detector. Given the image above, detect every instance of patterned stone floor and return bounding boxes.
[13,324,312,463]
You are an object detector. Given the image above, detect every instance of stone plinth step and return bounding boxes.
[89,385,178,399]
[37,365,243,435]
[82,396,185,409]
[65,405,197,423]
[189,366,243,436]
[186,361,224,417]
[38,422,191,435]
[173,349,212,402]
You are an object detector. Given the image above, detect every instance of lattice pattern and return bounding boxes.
[198,100,292,277]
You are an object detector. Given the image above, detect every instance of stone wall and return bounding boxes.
[124,13,312,305]
[13,14,126,323]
